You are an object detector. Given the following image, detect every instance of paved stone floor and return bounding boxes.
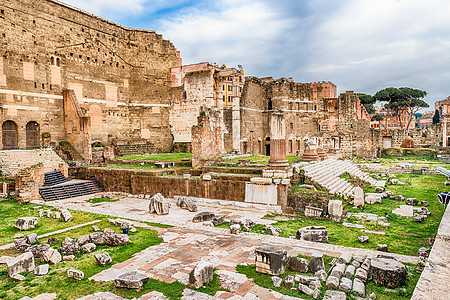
[29,194,419,299]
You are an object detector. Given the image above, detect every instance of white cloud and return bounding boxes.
[158,0,297,73]
[63,0,450,107]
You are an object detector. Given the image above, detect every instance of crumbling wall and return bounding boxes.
[14,163,44,202]
[0,0,180,151]
[191,113,222,168]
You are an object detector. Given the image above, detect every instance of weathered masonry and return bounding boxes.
[0,0,181,158]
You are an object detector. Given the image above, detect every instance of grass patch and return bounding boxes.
[116,153,191,162]
[87,198,120,204]
[267,174,445,255]
[0,200,107,246]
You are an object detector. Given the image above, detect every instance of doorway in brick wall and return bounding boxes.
[26,121,40,148]
[2,120,18,149]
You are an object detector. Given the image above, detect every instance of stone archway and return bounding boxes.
[26,121,40,148]
[265,137,271,156]
[2,120,18,149]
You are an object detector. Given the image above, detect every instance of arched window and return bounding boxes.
[26,121,40,148]
[268,99,272,110]
[2,120,18,149]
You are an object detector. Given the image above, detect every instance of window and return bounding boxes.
[228,85,232,92]
[228,95,233,102]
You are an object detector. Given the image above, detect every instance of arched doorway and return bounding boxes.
[2,120,18,149]
[265,137,271,156]
[26,121,40,148]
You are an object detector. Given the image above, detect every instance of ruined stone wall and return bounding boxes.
[191,114,222,168]
[15,163,44,202]
[131,175,246,202]
[0,0,180,151]
[236,78,383,158]
[169,71,214,143]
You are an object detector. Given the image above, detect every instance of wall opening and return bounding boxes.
[2,120,18,149]
[26,121,40,148]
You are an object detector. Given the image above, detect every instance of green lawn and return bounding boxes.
[237,254,420,300]
[0,200,107,246]
[116,153,192,162]
[0,205,224,299]
[236,174,446,256]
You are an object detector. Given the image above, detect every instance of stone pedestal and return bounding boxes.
[317,148,327,160]
[300,147,320,162]
[255,246,287,275]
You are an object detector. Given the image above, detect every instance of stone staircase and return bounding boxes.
[39,180,102,201]
[0,149,66,177]
[44,171,69,186]
[302,159,385,198]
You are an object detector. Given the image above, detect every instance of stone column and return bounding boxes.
[269,112,288,167]
[443,117,447,147]
[232,96,241,153]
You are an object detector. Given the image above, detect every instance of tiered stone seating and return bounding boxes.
[0,149,65,177]
[302,158,384,198]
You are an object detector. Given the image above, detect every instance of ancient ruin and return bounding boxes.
[0,0,450,300]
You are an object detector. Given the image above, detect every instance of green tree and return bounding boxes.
[397,87,428,129]
[433,109,441,124]
[373,87,403,130]
[358,93,376,114]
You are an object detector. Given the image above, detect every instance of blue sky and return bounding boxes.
[63,0,450,111]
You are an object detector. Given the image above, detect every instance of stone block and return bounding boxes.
[188,261,213,289]
[296,226,328,243]
[284,275,294,288]
[149,193,170,215]
[328,200,343,221]
[323,290,347,300]
[60,209,73,222]
[344,265,355,278]
[353,187,364,207]
[29,244,50,258]
[315,269,327,282]
[15,217,38,231]
[245,182,277,205]
[114,271,150,289]
[25,233,38,245]
[339,277,352,291]
[287,256,308,273]
[330,263,346,279]
[90,232,106,245]
[272,276,282,287]
[304,206,323,218]
[61,241,80,255]
[377,244,388,252]
[77,235,91,245]
[7,252,35,276]
[250,177,273,184]
[310,251,325,273]
[326,275,339,289]
[94,252,112,267]
[352,278,365,296]
[369,257,406,288]
[255,246,287,275]
[358,235,369,243]
[193,212,215,222]
[406,198,418,206]
[34,264,49,276]
[67,269,84,281]
[298,283,314,296]
[337,252,352,264]
[41,248,61,264]
[81,243,96,253]
[294,274,318,284]
[230,224,240,234]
